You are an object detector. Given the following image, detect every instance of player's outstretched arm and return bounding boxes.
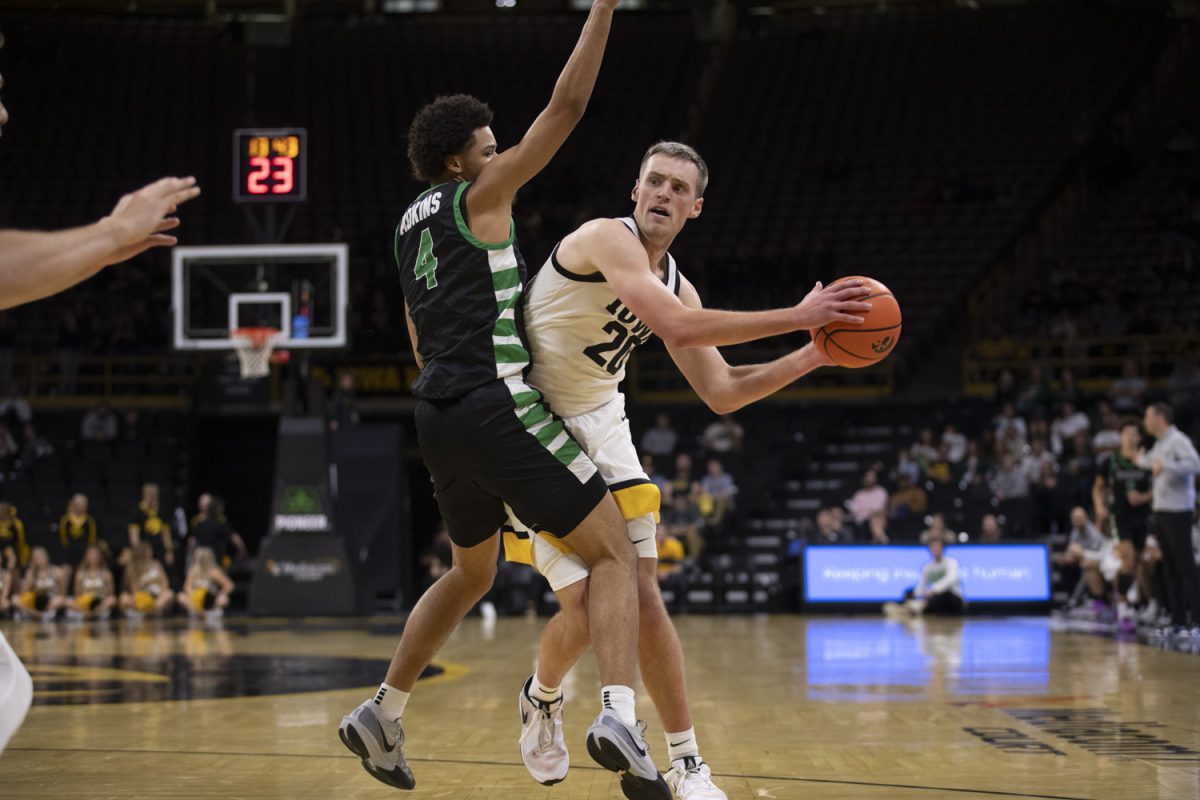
[665,276,835,415]
[564,219,872,348]
[0,176,200,311]
[467,1,617,219]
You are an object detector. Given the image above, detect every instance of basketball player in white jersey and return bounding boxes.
[507,141,870,798]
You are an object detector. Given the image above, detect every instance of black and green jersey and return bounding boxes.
[1099,452,1152,525]
[395,182,531,400]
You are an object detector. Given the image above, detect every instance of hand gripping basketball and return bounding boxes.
[809,276,903,368]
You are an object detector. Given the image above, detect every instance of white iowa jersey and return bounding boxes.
[523,217,681,417]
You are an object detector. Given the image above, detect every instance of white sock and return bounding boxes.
[529,673,562,705]
[601,684,637,727]
[372,682,409,721]
[666,727,700,764]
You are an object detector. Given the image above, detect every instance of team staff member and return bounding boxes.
[129,483,173,569]
[1141,403,1200,636]
[188,496,245,571]
[59,494,100,572]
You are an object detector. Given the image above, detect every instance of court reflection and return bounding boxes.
[804,617,1051,702]
[5,619,398,706]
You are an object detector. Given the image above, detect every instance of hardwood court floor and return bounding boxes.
[2,614,1198,800]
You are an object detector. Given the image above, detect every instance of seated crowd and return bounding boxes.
[0,487,245,623]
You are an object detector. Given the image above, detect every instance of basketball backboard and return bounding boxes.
[172,244,349,351]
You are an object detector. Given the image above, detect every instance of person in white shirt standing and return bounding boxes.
[1141,403,1200,638]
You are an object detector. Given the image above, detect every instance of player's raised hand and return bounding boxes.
[102,176,201,265]
[795,280,873,328]
[593,0,621,10]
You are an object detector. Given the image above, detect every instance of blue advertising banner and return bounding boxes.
[804,544,1051,603]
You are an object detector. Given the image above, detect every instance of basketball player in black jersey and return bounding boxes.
[337,4,670,798]
[1093,421,1156,625]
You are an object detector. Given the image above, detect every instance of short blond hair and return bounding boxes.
[640,141,709,197]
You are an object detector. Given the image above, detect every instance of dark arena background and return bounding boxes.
[1,1,1199,798]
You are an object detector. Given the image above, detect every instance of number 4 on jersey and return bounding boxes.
[414,228,439,289]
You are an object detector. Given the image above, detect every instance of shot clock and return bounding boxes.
[233,128,307,203]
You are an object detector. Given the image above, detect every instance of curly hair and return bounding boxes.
[406,94,494,183]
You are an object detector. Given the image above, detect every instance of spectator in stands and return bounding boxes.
[846,469,888,528]
[910,428,939,473]
[640,455,670,500]
[129,483,173,569]
[655,523,685,584]
[80,402,118,443]
[942,423,968,463]
[994,403,1028,449]
[1112,359,1148,413]
[119,541,174,618]
[12,547,66,622]
[655,522,686,612]
[990,454,1030,502]
[699,459,737,529]
[0,503,28,569]
[663,492,704,559]
[979,514,1004,543]
[640,414,678,461]
[58,494,100,572]
[1016,365,1053,417]
[327,372,360,433]
[888,474,927,521]
[920,513,956,544]
[1055,369,1083,410]
[867,512,890,545]
[959,440,991,497]
[176,547,234,619]
[1021,438,1057,484]
[669,452,700,501]
[884,533,963,618]
[67,545,115,621]
[1091,408,1122,455]
[0,386,31,433]
[1058,506,1116,615]
[813,508,851,544]
[417,521,452,598]
[702,414,744,455]
[188,495,245,571]
[893,450,921,485]
[1052,402,1090,454]
[926,444,955,485]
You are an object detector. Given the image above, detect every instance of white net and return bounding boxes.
[232,328,282,378]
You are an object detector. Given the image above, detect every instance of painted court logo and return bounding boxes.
[871,336,895,355]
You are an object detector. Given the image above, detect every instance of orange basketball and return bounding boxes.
[809,276,902,368]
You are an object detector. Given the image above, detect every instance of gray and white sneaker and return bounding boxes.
[665,758,728,800]
[518,675,568,785]
[586,709,670,800]
[339,701,416,790]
